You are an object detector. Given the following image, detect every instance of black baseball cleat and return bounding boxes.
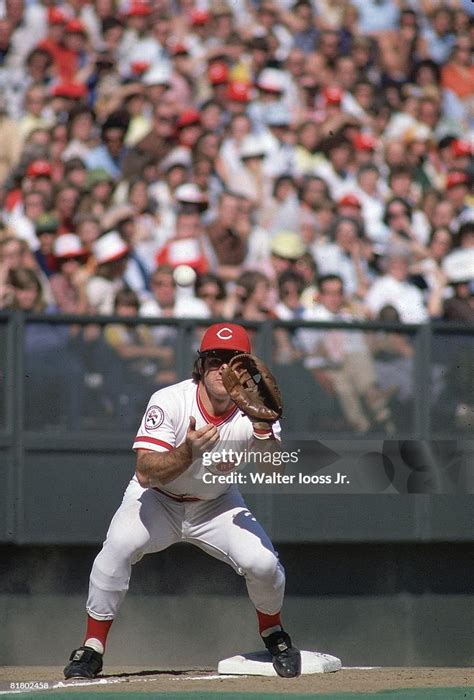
[263,630,302,678]
[63,646,103,679]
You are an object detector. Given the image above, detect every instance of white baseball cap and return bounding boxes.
[239,134,267,160]
[443,249,474,283]
[256,68,286,93]
[142,63,172,86]
[160,146,192,172]
[175,183,208,204]
[93,231,129,264]
[54,233,87,259]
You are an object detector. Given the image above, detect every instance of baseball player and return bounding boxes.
[64,322,301,679]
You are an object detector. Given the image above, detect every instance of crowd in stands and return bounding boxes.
[0,0,473,431]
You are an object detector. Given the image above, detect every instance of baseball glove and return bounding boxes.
[221,353,283,424]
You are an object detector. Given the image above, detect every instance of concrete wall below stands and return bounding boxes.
[1,543,473,667]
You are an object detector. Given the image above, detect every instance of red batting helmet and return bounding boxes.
[199,323,251,354]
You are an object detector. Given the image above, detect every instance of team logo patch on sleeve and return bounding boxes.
[145,405,165,431]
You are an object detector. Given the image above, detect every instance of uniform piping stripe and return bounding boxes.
[133,436,173,450]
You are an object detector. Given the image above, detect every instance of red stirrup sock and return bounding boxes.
[83,615,113,655]
[256,610,283,638]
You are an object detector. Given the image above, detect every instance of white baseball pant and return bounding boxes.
[86,480,285,620]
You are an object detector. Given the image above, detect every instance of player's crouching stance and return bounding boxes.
[64,323,301,680]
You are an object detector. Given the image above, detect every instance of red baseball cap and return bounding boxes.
[323,86,342,105]
[208,62,229,85]
[226,81,250,102]
[176,109,201,129]
[27,160,53,178]
[353,132,377,151]
[48,7,67,24]
[191,9,210,25]
[126,0,152,16]
[451,139,471,158]
[130,60,150,75]
[171,42,189,56]
[338,193,362,208]
[65,19,86,33]
[200,323,251,353]
[446,171,470,189]
[51,81,87,99]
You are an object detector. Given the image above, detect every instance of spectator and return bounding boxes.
[295,251,319,309]
[443,274,474,323]
[275,269,306,320]
[86,230,130,314]
[194,272,227,318]
[0,236,36,308]
[85,112,130,179]
[156,209,209,276]
[297,273,396,434]
[18,84,53,140]
[79,168,115,219]
[444,171,472,228]
[104,287,176,392]
[49,233,90,314]
[349,0,400,36]
[63,106,97,162]
[75,214,101,253]
[269,231,307,284]
[226,269,274,322]
[122,101,177,179]
[442,222,474,281]
[441,35,474,126]
[204,191,269,282]
[382,196,430,255]
[313,216,370,300]
[6,189,47,251]
[63,157,88,190]
[365,248,436,323]
[315,134,356,199]
[422,7,455,65]
[411,225,452,295]
[33,213,59,278]
[142,264,207,317]
[53,184,81,235]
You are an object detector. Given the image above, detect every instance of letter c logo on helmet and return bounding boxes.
[200,322,251,353]
[216,327,233,340]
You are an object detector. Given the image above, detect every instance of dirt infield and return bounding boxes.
[1,666,473,697]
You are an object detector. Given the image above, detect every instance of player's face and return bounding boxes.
[201,350,240,401]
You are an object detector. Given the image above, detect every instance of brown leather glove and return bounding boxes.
[221,353,283,427]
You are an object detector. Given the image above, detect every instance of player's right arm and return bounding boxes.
[135,417,219,487]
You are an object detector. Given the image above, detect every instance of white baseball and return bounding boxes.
[173,264,197,287]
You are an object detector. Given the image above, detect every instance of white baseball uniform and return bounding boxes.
[86,379,285,620]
